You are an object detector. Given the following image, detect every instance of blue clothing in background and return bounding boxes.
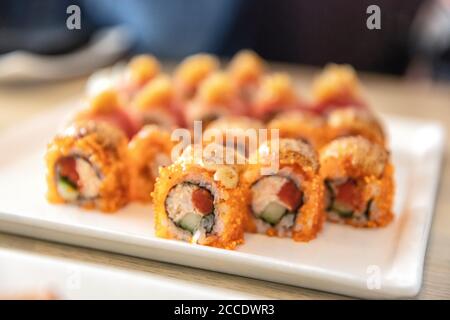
[0,0,243,57]
[0,0,432,76]
[83,0,242,57]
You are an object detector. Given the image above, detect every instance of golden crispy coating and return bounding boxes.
[320,136,394,228]
[86,89,122,114]
[132,74,173,111]
[324,167,394,228]
[177,144,247,176]
[312,64,362,106]
[364,163,394,227]
[252,73,300,120]
[268,110,327,149]
[46,121,129,212]
[131,75,178,130]
[243,138,324,241]
[195,72,235,106]
[184,72,238,127]
[325,107,385,146]
[254,73,297,107]
[248,138,319,173]
[152,145,246,249]
[128,125,175,202]
[174,54,220,99]
[320,136,388,179]
[345,163,394,228]
[228,50,265,85]
[126,54,161,86]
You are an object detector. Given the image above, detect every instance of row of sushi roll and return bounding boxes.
[84,50,384,148]
[45,50,394,249]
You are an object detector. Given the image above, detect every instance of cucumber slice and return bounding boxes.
[200,214,215,233]
[331,200,354,218]
[57,177,79,201]
[178,213,202,234]
[260,202,287,225]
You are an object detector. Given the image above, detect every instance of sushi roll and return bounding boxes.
[251,73,300,121]
[128,125,175,202]
[325,107,385,146]
[46,120,129,212]
[184,72,240,128]
[120,54,161,100]
[312,64,366,113]
[228,50,265,106]
[173,53,219,107]
[203,116,266,157]
[152,145,247,249]
[131,74,179,130]
[320,136,394,227]
[267,109,327,149]
[243,139,324,241]
[75,89,140,139]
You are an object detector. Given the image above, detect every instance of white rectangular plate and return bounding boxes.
[0,105,445,299]
[0,248,258,299]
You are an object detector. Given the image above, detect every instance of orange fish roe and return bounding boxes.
[131,75,178,130]
[268,109,327,149]
[252,73,300,120]
[46,121,129,212]
[196,72,235,106]
[173,54,220,101]
[152,146,247,249]
[320,136,394,227]
[184,72,240,127]
[128,125,174,202]
[325,107,386,147]
[133,74,173,111]
[312,63,364,108]
[127,54,161,87]
[228,50,265,86]
[242,138,325,242]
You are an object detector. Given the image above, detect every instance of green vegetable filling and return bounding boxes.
[57,176,79,201]
[260,202,288,225]
[178,213,202,233]
[178,213,215,234]
[330,201,354,218]
[325,180,354,218]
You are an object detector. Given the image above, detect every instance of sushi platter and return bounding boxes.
[0,52,445,298]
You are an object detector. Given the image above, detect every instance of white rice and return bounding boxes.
[75,157,101,199]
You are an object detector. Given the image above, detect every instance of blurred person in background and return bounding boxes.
[0,0,448,80]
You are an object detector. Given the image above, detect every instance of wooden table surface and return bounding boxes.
[0,65,449,299]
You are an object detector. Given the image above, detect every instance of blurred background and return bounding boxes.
[0,0,450,300]
[0,0,449,81]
